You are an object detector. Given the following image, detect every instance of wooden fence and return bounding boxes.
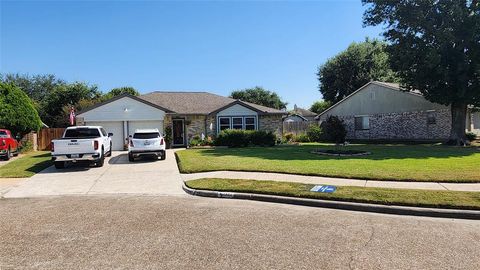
[283,121,315,135]
[37,128,65,150]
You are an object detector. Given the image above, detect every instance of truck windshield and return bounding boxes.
[64,128,101,138]
[133,133,160,139]
[0,131,7,138]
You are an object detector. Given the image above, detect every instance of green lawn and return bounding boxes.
[0,151,52,178]
[176,144,480,182]
[186,178,480,210]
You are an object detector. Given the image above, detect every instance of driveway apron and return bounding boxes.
[3,150,185,198]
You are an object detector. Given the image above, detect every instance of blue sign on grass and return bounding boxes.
[310,185,337,193]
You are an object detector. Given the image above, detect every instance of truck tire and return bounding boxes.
[54,161,65,169]
[96,149,105,167]
[106,142,112,157]
[160,151,166,160]
[128,153,134,162]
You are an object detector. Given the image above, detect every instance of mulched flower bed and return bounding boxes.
[311,149,371,157]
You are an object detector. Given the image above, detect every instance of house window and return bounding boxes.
[245,117,256,130]
[355,116,370,130]
[427,111,436,125]
[217,116,257,133]
[232,117,243,129]
[219,117,231,131]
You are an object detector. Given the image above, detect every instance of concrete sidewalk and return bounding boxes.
[181,171,480,192]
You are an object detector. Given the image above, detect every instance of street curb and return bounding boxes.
[182,184,480,220]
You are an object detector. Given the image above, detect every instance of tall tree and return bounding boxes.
[43,82,101,127]
[0,73,65,102]
[309,100,332,114]
[317,39,399,104]
[230,87,287,110]
[0,82,42,136]
[0,73,66,118]
[103,87,139,100]
[363,0,480,145]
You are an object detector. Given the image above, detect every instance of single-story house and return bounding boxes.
[76,92,285,150]
[284,105,317,123]
[316,81,480,141]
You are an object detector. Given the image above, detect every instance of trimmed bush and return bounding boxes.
[215,129,276,147]
[306,124,323,142]
[320,115,347,144]
[250,130,276,146]
[293,133,310,143]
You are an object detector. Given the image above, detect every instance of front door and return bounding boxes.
[172,119,185,146]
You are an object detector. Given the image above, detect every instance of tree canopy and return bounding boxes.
[363,0,480,144]
[230,87,287,110]
[309,100,332,114]
[103,87,139,100]
[317,39,399,104]
[0,74,136,128]
[0,82,42,136]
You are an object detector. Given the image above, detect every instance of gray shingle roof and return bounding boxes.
[139,91,285,115]
[293,107,317,117]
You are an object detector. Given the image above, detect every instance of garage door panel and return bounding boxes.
[86,121,124,151]
[128,121,164,137]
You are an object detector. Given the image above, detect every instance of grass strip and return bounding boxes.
[0,151,52,178]
[186,178,480,210]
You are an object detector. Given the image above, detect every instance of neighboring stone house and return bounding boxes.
[77,92,285,149]
[316,81,480,141]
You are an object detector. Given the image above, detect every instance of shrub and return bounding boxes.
[284,133,294,142]
[306,124,323,142]
[466,132,477,141]
[189,135,215,147]
[215,129,249,147]
[320,115,347,144]
[0,82,42,136]
[19,141,33,153]
[215,129,276,147]
[293,133,310,143]
[164,125,172,148]
[250,130,276,146]
[189,135,202,147]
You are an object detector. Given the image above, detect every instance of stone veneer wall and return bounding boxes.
[258,115,283,137]
[206,115,217,137]
[338,109,451,140]
[185,115,207,142]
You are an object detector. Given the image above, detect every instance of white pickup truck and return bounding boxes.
[128,129,166,162]
[51,126,113,169]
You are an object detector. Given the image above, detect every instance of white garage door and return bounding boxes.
[87,121,124,151]
[128,121,164,137]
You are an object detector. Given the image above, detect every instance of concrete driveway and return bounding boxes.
[3,150,185,198]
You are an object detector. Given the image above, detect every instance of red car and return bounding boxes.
[0,129,19,160]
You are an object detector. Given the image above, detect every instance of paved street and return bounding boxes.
[1,196,479,270]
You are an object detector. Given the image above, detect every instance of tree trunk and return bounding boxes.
[448,102,468,145]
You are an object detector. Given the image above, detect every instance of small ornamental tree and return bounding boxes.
[320,116,347,144]
[0,82,42,136]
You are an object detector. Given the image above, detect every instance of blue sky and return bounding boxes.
[0,0,382,110]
